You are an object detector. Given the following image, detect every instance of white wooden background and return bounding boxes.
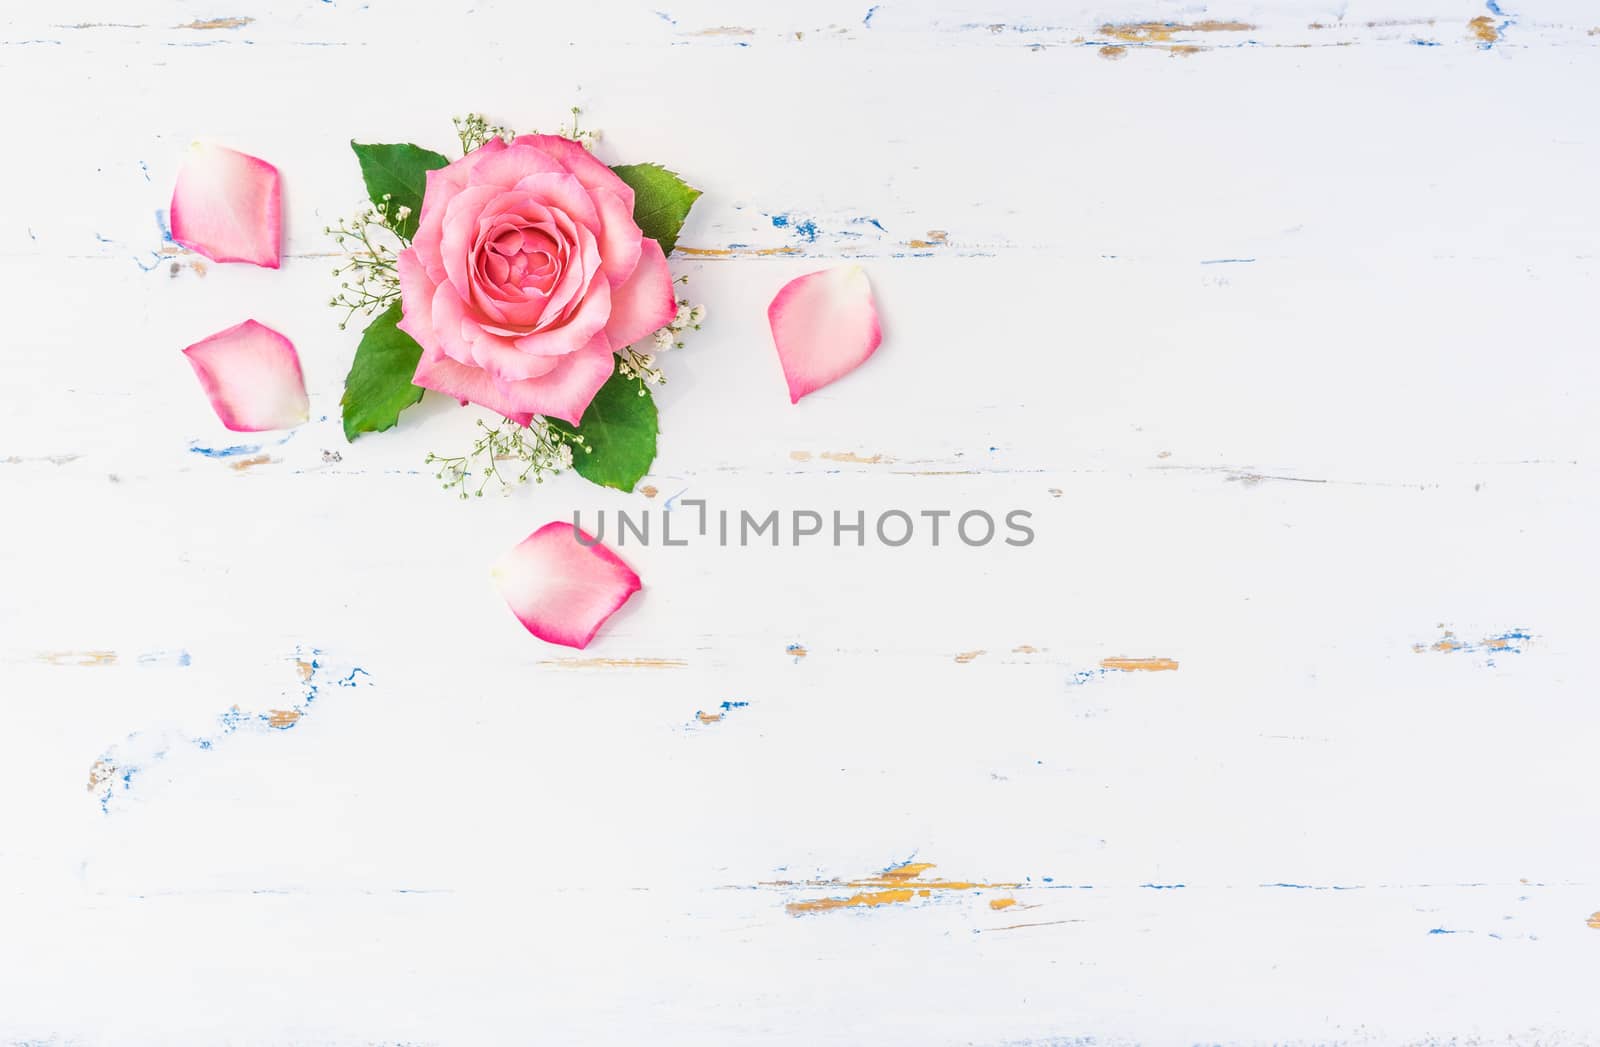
[3,0,1598,1042]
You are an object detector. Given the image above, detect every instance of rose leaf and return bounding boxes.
[340,302,426,442]
[610,163,701,256]
[548,365,658,492]
[350,141,449,239]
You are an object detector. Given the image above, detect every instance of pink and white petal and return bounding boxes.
[495,334,616,426]
[512,135,635,212]
[183,320,308,432]
[589,185,644,285]
[411,346,535,427]
[169,143,281,268]
[767,265,883,403]
[492,521,642,650]
[604,237,677,351]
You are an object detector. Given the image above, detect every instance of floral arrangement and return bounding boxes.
[169,113,884,649]
[330,110,704,495]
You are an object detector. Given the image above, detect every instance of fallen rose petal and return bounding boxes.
[169,142,282,268]
[183,320,309,432]
[767,265,883,403]
[493,522,642,649]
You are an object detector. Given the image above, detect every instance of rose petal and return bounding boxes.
[468,325,566,381]
[767,265,883,403]
[411,346,535,427]
[512,135,636,212]
[182,320,308,431]
[439,184,507,301]
[589,186,644,286]
[536,212,601,328]
[508,275,610,362]
[466,143,567,190]
[605,237,677,351]
[413,161,476,282]
[508,172,601,233]
[493,333,617,426]
[492,521,642,649]
[169,143,282,268]
[395,249,438,345]
[428,281,479,366]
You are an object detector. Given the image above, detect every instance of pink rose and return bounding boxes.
[396,135,677,426]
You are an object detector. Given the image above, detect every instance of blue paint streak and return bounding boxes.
[1199,257,1255,264]
[93,648,371,814]
[189,432,294,458]
[1141,883,1185,889]
[863,5,880,27]
[1428,927,1462,934]
[1262,882,1361,890]
[189,441,262,459]
[720,700,750,711]
[1409,38,1440,46]
[155,209,174,242]
[770,214,819,243]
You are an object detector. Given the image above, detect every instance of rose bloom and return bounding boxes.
[396,135,676,425]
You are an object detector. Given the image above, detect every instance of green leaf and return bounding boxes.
[610,163,701,256]
[350,141,449,239]
[548,365,658,492]
[340,303,426,442]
